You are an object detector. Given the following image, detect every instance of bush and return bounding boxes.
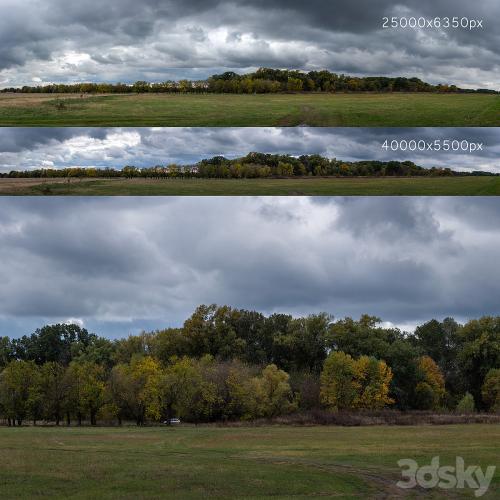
[53,99,66,110]
[456,392,476,413]
[414,382,435,410]
[216,409,500,427]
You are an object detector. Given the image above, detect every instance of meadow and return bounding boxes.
[0,424,498,499]
[2,176,500,196]
[0,92,499,126]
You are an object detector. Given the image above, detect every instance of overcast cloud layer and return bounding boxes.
[1,197,500,338]
[0,0,499,89]
[1,127,499,174]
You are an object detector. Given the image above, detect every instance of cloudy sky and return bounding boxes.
[1,196,500,339]
[1,127,499,174]
[0,0,498,89]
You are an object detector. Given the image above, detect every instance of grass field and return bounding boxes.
[0,92,499,126]
[0,424,497,499]
[2,176,500,196]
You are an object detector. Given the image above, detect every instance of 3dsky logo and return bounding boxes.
[397,457,496,497]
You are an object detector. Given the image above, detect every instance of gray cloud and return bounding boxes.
[0,127,499,174]
[1,197,500,338]
[0,0,498,88]
[0,128,107,152]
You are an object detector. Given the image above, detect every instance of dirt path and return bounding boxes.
[251,457,456,498]
[277,104,335,126]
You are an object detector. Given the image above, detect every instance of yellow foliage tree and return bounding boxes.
[415,356,446,410]
[254,364,296,418]
[353,356,394,409]
[320,352,357,410]
[320,352,394,410]
[107,356,163,425]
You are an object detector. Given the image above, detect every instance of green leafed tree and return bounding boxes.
[247,364,296,419]
[320,352,357,410]
[0,360,40,425]
[65,361,106,426]
[481,369,500,412]
[456,392,476,414]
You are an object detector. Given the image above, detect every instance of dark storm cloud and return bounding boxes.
[333,197,449,243]
[0,128,108,152]
[0,0,498,88]
[1,197,500,338]
[0,128,499,173]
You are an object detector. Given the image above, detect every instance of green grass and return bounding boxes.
[0,93,499,126]
[0,425,497,499]
[3,176,500,196]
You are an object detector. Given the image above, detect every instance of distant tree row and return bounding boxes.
[2,68,497,94]
[1,307,499,426]
[2,153,496,180]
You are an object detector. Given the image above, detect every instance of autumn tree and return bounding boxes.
[224,363,258,420]
[107,356,162,425]
[320,352,394,411]
[352,356,394,409]
[247,364,296,418]
[320,352,357,410]
[414,356,446,410]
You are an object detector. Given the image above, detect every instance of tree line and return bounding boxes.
[2,153,495,180]
[2,68,497,94]
[1,306,499,426]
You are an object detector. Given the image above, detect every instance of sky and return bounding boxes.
[1,127,499,174]
[1,196,500,339]
[0,0,499,89]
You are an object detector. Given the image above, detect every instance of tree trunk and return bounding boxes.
[66,412,71,426]
[166,403,173,425]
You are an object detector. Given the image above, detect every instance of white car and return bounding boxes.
[163,418,181,425]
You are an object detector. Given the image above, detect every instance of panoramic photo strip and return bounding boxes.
[0,196,499,497]
[0,127,499,195]
[0,0,498,126]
